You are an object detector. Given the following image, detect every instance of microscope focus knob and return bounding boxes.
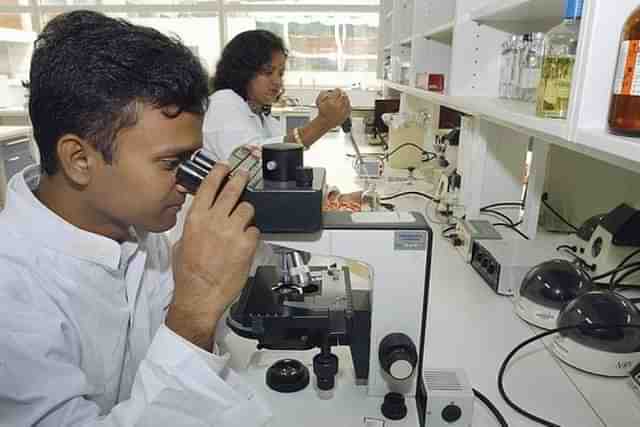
[379,333,418,381]
[441,404,462,423]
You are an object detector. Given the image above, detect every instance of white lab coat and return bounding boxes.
[203,89,283,161]
[0,165,272,427]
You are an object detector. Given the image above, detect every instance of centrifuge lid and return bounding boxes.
[519,259,593,310]
[557,291,640,354]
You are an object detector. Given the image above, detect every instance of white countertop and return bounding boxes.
[301,130,640,426]
[0,125,30,140]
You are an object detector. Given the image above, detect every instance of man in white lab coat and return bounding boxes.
[0,10,271,427]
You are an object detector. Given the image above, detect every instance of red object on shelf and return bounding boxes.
[416,72,429,90]
[428,74,445,92]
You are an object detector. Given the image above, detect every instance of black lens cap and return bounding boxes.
[266,359,310,393]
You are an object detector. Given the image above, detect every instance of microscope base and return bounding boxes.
[235,346,420,427]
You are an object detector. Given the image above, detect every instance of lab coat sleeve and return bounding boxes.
[203,99,283,161]
[0,264,272,427]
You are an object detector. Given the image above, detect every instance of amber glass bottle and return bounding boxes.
[608,7,640,136]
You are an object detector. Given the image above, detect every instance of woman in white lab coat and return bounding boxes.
[204,29,351,161]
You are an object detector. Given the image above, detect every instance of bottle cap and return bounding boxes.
[564,0,584,19]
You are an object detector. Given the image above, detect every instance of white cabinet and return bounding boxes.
[380,0,640,165]
[379,0,640,233]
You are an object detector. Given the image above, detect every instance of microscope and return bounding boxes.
[177,143,434,426]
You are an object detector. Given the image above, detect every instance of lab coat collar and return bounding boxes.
[3,165,143,271]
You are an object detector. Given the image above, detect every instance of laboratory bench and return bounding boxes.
[302,129,640,427]
[0,126,34,209]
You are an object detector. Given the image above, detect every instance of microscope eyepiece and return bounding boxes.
[175,149,216,193]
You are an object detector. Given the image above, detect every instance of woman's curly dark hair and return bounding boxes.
[211,30,288,99]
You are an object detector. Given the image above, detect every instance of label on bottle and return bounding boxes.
[520,68,541,90]
[614,40,640,96]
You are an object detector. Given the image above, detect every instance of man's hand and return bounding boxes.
[167,164,259,351]
[316,88,351,129]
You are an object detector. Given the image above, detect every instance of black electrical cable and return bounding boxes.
[381,191,435,201]
[473,388,509,427]
[385,142,436,159]
[492,223,530,240]
[442,225,456,234]
[541,194,579,233]
[612,265,640,289]
[630,298,640,304]
[481,201,525,210]
[556,245,577,252]
[498,323,640,427]
[610,248,640,288]
[591,261,640,282]
[481,208,516,226]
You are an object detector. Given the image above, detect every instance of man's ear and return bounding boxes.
[56,134,100,186]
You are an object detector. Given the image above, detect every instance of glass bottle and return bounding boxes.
[499,37,512,98]
[506,35,518,99]
[361,182,380,212]
[536,0,583,119]
[608,6,640,136]
[512,35,525,100]
[520,33,545,103]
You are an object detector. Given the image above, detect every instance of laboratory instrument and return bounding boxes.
[569,203,640,287]
[176,144,324,233]
[514,259,594,329]
[224,209,432,425]
[471,236,563,296]
[187,137,436,425]
[421,369,473,427]
[551,291,640,376]
[454,219,502,262]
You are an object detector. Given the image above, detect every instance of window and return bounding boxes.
[0,13,34,81]
[0,0,380,100]
[227,12,379,88]
[41,10,221,74]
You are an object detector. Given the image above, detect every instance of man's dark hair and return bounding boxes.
[211,30,287,99]
[28,10,210,175]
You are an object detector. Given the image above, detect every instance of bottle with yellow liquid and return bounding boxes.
[535,0,583,119]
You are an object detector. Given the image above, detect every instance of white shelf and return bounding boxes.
[470,0,565,33]
[465,97,570,143]
[576,128,640,169]
[0,29,36,44]
[384,80,570,142]
[385,80,472,113]
[399,36,413,46]
[421,20,455,45]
